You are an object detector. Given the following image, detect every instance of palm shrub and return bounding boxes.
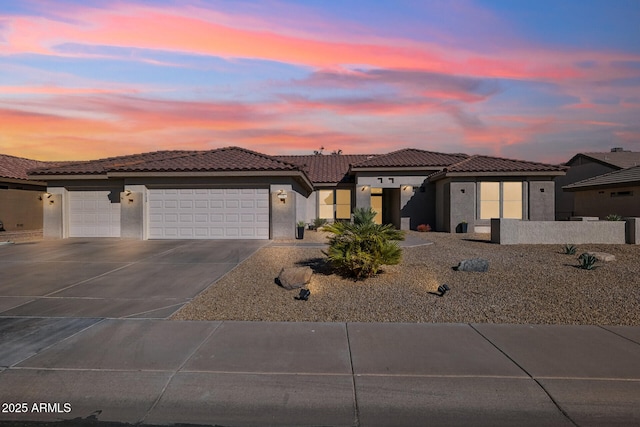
[323,208,405,279]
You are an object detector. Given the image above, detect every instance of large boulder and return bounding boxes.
[456,258,489,272]
[585,252,615,262]
[277,267,313,290]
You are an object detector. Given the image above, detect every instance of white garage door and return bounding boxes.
[148,188,269,239]
[69,190,121,237]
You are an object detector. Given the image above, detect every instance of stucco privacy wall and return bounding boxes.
[626,218,640,245]
[0,189,43,231]
[491,218,628,244]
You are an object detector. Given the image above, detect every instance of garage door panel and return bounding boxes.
[148,188,269,240]
[69,190,121,238]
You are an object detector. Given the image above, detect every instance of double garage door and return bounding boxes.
[148,188,269,239]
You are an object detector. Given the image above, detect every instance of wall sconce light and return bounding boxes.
[403,185,413,191]
[277,189,287,203]
[124,189,132,196]
[361,185,368,192]
[40,192,54,204]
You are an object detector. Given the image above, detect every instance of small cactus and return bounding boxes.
[578,253,597,270]
[563,244,577,255]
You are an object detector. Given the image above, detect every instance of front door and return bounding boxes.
[371,188,383,224]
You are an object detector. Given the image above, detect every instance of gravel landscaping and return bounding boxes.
[172,231,640,325]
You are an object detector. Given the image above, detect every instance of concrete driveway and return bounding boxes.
[0,238,268,318]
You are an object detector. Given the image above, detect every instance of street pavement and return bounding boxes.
[1,320,639,426]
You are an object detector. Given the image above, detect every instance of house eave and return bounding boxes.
[106,170,315,192]
[1,177,47,186]
[351,166,445,173]
[429,170,566,182]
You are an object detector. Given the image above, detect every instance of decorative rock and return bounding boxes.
[586,252,615,262]
[277,267,313,290]
[456,258,489,272]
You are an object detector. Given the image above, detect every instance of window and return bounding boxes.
[335,189,351,219]
[318,189,352,220]
[318,190,334,219]
[479,182,522,220]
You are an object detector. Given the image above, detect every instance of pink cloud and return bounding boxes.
[3,2,637,82]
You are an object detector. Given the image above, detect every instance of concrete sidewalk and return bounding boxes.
[1,319,639,427]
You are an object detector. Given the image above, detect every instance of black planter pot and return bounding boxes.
[457,222,468,233]
[296,226,305,239]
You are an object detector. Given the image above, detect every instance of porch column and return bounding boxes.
[400,184,414,230]
[356,185,371,211]
[270,184,296,239]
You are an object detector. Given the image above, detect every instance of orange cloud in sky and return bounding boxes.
[3,3,636,82]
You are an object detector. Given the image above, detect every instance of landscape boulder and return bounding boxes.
[277,266,313,290]
[585,251,615,262]
[456,258,489,272]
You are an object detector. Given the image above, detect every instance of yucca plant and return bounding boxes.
[578,253,597,270]
[563,244,577,255]
[605,214,623,221]
[323,208,404,279]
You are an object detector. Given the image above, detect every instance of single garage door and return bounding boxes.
[69,190,121,237]
[148,188,269,239]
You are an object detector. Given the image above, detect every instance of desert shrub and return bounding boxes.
[578,252,597,270]
[605,214,623,221]
[416,224,432,232]
[323,208,404,279]
[563,244,577,255]
[312,217,328,230]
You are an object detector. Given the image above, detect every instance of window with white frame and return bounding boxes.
[479,182,523,220]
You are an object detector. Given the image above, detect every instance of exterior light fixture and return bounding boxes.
[44,192,52,199]
[437,284,450,297]
[277,189,287,203]
[403,185,413,191]
[361,185,369,191]
[295,289,310,301]
[124,189,132,196]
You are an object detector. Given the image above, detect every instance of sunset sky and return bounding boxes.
[1,0,639,163]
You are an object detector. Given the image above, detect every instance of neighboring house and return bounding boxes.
[555,148,640,220]
[28,146,565,240]
[562,165,640,218]
[0,153,50,231]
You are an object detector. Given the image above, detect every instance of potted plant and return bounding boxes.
[296,220,306,239]
[458,221,468,233]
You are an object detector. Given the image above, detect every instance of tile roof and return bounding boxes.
[109,147,301,173]
[0,153,52,181]
[443,155,567,173]
[29,150,197,175]
[563,165,640,190]
[567,151,640,169]
[275,154,372,183]
[350,148,468,168]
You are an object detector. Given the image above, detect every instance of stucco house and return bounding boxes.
[28,146,566,240]
[562,165,640,218]
[0,153,50,232]
[555,148,640,220]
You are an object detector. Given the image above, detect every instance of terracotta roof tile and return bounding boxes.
[0,153,52,181]
[111,147,300,172]
[29,150,197,175]
[275,154,372,183]
[351,148,467,168]
[444,155,567,173]
[563,164,640,190]
[570,151,640,169]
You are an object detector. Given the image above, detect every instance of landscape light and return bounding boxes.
[437,284,450,297]
[295,289,311,301]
